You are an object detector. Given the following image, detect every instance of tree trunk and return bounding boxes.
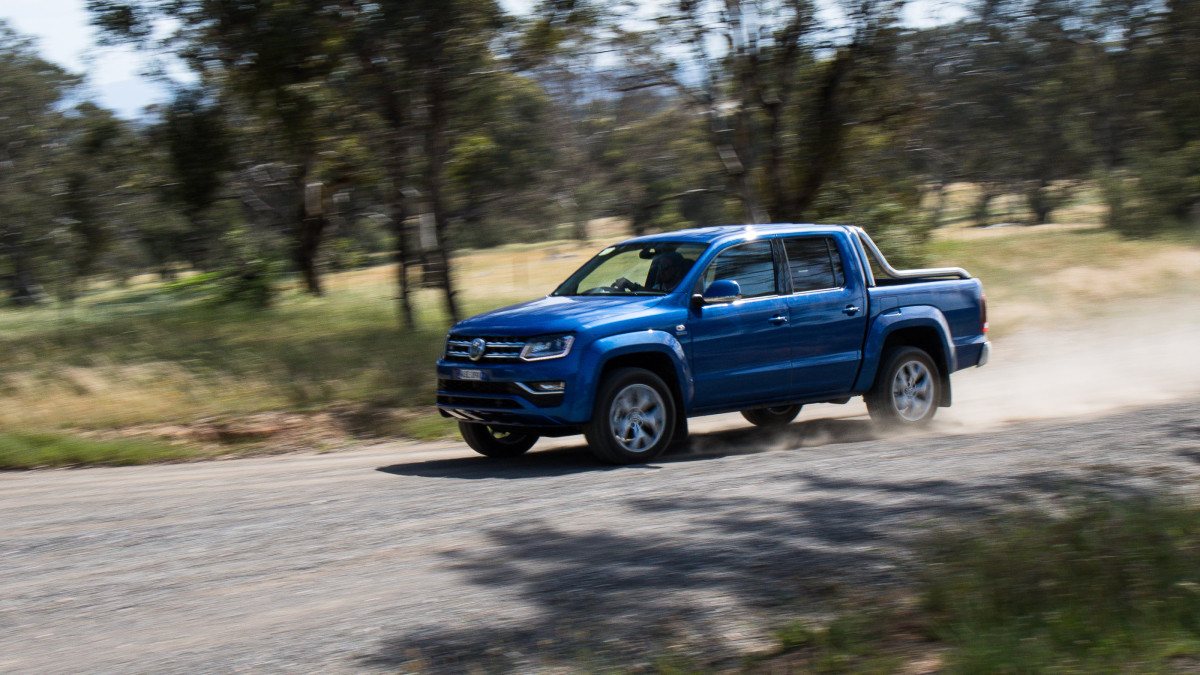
[572,186,589,240]
[763,97,788,222]
[293,157,326,296]
[390,194,416,331]
[793,48,856,218]
[425,203,459,323]
[928,180,948,229]
[1027,179,1053,225]
[388,173,417,330]
[424,76,461,324]
[4,234,43,307]
[359,43,418,330]
[972,188,994,227]
[295,204,326,295]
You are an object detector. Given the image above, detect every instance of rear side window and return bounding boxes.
[700,241,777,298]
[783,237,845,292]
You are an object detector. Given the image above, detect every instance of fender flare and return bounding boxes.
[579,330,694,410]
[853,306,957,394]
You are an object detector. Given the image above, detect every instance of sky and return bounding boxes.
[1,0,968,120]
[2,0,169,118]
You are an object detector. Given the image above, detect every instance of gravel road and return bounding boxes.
[5,402,1200,674]
[4,309,1200,674]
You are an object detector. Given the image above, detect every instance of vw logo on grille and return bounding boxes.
[467,337,487,362]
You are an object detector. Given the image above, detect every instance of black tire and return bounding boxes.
[670,415,690,446]
[865,346,941,428]
[458,422,538,458]
[584,367,676,464]
[740,404,803,427]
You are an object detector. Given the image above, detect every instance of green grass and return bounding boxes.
[770,612,904,674]
[396,414,460,441]
[0,432,199,469]
[923,496,1200,674]
[752,496,1200,674]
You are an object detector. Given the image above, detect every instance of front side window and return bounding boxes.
[783,236,845,292]
[700,240,777,298]
[553,242,707,296]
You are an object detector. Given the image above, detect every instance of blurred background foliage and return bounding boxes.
[2,0,1200,451]
[0,0,1194,320]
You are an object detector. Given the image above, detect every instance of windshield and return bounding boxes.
[553,242,708,296]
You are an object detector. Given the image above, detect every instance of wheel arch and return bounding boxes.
[599,350,686,418]
[855,310,955,407]
[579,331,692,443]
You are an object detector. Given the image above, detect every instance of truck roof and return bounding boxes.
[622,223,850,245]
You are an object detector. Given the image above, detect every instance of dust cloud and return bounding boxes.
[674,295,1200,453]
[939,296,1200,431]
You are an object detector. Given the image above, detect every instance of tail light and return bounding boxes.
[981,292,988,334]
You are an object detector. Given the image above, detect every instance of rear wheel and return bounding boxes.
[584,367,676,464]
[459,422,538,458]
[741,404,803,427]
[865,346,941,427]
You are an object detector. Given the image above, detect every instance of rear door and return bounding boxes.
[688,240,792,409]
[781,235,868,396]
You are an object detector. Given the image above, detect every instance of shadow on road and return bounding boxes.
[377,443,617,480]
[376,416,882,480]
[363,404,1200,673]
[362,466,1158,673]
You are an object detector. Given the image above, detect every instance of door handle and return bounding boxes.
[768,314,789,325]
[843,305,861,315]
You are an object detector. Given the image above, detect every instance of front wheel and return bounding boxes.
[459,422,538,458]
[865,346,941,427]
[741,404,803,427]
[584,367,676,464]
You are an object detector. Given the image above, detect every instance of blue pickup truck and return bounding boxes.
[436,224,989,464]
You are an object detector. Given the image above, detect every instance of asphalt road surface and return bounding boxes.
[4,309,1200,674]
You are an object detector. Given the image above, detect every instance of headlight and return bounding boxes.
[520,334,575,361]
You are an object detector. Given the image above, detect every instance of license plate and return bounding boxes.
[456,369,485,381]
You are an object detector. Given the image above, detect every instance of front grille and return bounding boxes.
[444,335,527,363]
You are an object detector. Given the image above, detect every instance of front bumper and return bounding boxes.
[435,361,587,428]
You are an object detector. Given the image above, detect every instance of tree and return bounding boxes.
[90,0,348,294]
[344,0,509,325]
[612,0,907,224]
[156,87,233,268]
[0,22,80,305]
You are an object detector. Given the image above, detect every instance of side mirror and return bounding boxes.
[700,279,741,304]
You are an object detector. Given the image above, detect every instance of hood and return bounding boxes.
[450,295,672,336]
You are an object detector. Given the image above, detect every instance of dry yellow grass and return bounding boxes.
[1,217,1195,447]
[0,234,619,437]
[928,227,1200,334]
